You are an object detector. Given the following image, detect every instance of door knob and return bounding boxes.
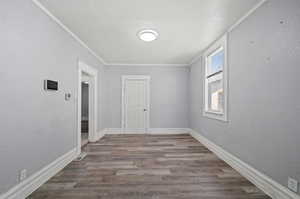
[143,109,147,112]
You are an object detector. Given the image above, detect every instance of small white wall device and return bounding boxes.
[65,93,71,101]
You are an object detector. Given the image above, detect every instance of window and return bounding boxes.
[203,35,228,121]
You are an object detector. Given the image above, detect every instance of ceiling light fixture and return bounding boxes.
[138,29,158,42]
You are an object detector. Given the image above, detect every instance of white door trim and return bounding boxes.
[77,60,98,156]
[121,75,150,133]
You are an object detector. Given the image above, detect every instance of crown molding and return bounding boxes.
[188,0,268,66]
[31,0,107,65]
[32,0,267,68]
[31,0,190,68]
[227,0,267,33]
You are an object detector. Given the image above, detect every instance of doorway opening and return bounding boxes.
[81,77,89,147]
[77,61,98,156]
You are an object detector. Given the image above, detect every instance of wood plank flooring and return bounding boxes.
[28,134,271,199]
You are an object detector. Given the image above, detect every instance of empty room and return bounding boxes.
[0,0,299,198]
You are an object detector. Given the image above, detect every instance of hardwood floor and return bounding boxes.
[29,134,271,199]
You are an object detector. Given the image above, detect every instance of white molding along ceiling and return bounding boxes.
[189,0,267,65]
[32,0,266,67]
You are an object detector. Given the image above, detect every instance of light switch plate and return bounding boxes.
[19,169,27,182]
[288,177,298,193]
[65,93,71,101]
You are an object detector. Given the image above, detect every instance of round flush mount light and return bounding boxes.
[138,29,158,42]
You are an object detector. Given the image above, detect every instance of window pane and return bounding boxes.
[207,77,224,113]
[208,49,224,75]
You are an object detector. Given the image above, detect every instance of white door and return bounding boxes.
[122,76,150,132]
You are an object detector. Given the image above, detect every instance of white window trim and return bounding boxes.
[203,35,228,122]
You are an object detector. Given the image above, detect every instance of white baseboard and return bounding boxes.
[189,129,300,199]
[0,148,77,199]
[104,128,190,135]
[104,128,123,134]
[88,130,106,143]
[2,130,298,199]
[148,128,190,135]
[96,129,106,140]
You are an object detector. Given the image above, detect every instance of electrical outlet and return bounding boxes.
[288,177,298,193]
[19,169,27,182]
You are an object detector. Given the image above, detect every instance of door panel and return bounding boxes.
[124,78,148,130]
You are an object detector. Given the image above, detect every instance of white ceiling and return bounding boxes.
[37,0,261,66]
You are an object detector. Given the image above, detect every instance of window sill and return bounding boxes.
[203,111,228,122]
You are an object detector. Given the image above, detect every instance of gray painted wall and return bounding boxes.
[1,0,299,196]
[0,0,105,194]
[104,66,189,128]
[189,0,300,193]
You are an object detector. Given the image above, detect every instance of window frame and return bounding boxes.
[203,35,228,122]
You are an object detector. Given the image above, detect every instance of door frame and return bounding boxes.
[77,60,98,156]
[121,75,150,133]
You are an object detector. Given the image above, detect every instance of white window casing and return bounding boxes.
[203,35,228,122]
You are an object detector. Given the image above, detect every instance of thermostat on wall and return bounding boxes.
[44,80,58,91]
